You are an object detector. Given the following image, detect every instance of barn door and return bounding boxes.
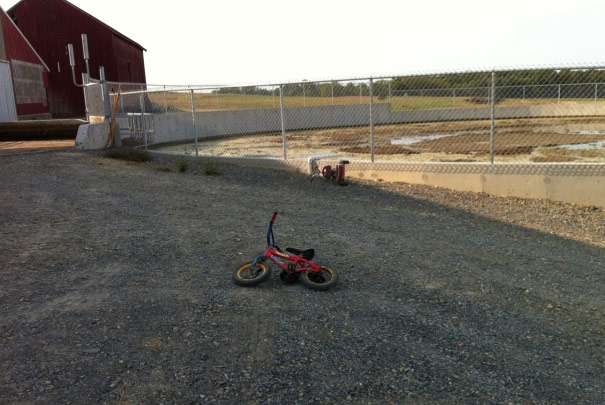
[0,61,17,121]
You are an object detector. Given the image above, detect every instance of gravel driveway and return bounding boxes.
[1,151,603,404]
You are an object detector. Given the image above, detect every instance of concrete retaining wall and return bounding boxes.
[338,160,605,208]
[147,102,605,145]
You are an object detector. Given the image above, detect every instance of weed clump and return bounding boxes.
[177,157,189,173]
[204,163,220,176]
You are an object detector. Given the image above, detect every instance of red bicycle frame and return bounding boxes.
[251,212,322,275]
[262,246,322,274]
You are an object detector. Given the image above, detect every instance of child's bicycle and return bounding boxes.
[232,212,338,291]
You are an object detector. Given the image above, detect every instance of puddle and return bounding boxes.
[553,130,605,135]
[553,141,605,150]
[391,134,456,146]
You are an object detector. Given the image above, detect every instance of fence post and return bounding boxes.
[82,73,90,121]
[331,82,334,105]
[302,83,306,107]
[279,85,287,160]
[595,83,598,102]
[216,90,220,109]
[490,72,496,164]
[420,90,424,109]
[523,85,526,103]
[558,84,561,104]
[164,85,168,114]
[190,90,198,157]
[452,88,456,108]
[139,92,147,151]
[388,81,392,105]
[272,88,275,108]
[369,78,375,163]
[99,67,111,121]
[359,85,363,104]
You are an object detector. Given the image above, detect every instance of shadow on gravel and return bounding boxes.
[0,152,603,404]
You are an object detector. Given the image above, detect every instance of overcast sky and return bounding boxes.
[1,0,604,85]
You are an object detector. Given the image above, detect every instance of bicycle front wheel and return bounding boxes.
[232,261,271,287]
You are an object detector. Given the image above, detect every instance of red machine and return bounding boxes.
[311,160,349,185]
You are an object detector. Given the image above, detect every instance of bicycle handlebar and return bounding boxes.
[267,212,278,248]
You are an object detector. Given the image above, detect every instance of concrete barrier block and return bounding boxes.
[75,122,110,150]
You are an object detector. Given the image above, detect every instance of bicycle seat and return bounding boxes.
[285,247,315,261]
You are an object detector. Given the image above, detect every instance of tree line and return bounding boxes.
[212,69,605,98]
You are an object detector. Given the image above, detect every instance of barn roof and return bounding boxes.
[0,6,50,71]
[7,0,147,52]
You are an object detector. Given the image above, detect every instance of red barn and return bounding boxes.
[0,6,49,121]
[7,0,146,118]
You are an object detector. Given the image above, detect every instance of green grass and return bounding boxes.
[203,163,220,176]
[104,148,153,162]
[145,91,605,113]
[154,166,172,172]
[176,157,189,173]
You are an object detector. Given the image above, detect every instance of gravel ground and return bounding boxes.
[1,150,604,404]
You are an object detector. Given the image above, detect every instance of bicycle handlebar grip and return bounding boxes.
[271,212,278,223]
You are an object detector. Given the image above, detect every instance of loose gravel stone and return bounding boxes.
[0,150,603,403]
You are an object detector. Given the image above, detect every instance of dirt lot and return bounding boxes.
[1,150,604,403]
[0,140,74,157]
[159,117,605,163]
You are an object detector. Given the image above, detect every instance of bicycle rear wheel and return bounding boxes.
[300,265,337,291]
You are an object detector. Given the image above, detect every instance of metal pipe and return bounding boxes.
[369,78,375,163]
[279,85,287,160]
[302,83,306,107]
[140,93,147,150]
[490,72,496,165]
[191,90,198,157]
[82,73,89,119]
[81,34,90,77]
[558,84,561,104]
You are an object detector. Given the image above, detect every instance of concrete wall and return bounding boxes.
[338,160,605,208]
[146,103,605,208]
[147,102,605,145]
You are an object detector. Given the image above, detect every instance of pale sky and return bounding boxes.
[1,0,604,86]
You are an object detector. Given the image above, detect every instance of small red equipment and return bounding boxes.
[311,160,349,185]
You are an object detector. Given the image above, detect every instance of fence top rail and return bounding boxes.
[114,79,605,97]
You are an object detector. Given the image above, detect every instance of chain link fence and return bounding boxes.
[107,66,605,164]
